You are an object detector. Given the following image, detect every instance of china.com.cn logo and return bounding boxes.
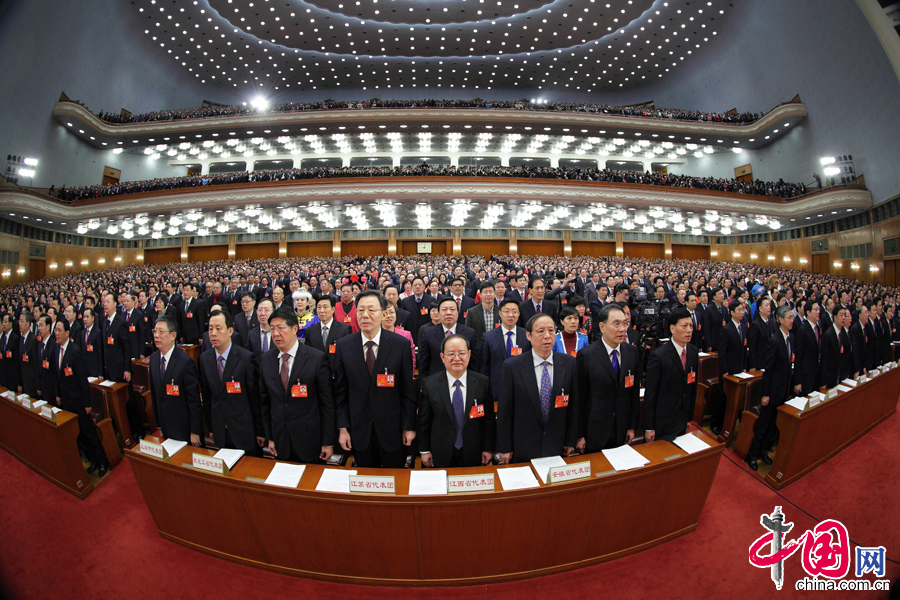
[748,506,886,591]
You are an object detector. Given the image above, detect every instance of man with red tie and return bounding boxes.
[517,277,558,328]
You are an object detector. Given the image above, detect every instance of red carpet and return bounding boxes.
[2,406,898,600]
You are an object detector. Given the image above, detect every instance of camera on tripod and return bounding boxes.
[631,287,671,341]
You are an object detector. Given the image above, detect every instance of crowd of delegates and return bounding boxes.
[53,165,806,202]
[1,253,897,475]
[93,98,761,125]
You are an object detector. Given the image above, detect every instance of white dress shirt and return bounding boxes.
[531,351,554,397]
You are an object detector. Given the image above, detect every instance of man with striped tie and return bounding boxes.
[479,298,532,409]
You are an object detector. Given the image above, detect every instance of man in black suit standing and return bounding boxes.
[180,283,206,346]
[702,287,728,352]
[575,303,640,452]
[399,277,431,346]
[792,299,821,396]
[465,281,501,350]
[419,297,478,379]
[518,277,558,328]
[819,305,851,389]
[199,310,265,457]
[506,274,529,303]
[684,292,703,349]
[384,285,414,333]
[149,315,202,446]
[497,314,577,464]
[746,306,796,471]
[848,304,872,377]
[479,298,531,408]
[333,291,417,468]
[78,308,103,378]
[0,314,21,391]
[16,312,40,397]
[123,292,145,359]
[233,291,259,346]
[52,320,110,476]
[448,277,476,326]
[643,307,700,443]
[747,297,774,370]
[63,305,83,352]
[246,298,274,360]
[305,295,352,373]
[417,334,494,468]
[36,315,57,402]
[710,300,748,436]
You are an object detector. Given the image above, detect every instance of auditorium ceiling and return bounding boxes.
[129,0,735,95]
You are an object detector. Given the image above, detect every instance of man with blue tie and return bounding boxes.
[418,297,478,379]
[399,277,431,346]
[479,298,532,407]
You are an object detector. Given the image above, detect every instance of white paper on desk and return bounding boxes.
[733,372,755,379]
[264,462,306,488]
[602,444,650,472]
[315,469,357,492]
[841,378,858,388]
[497,466,541,490]
[98,380,116,387]
[31,400,48,410]
[213,448,245,469]
[87,377,99,383]
[530,456,567,483]
[51,407,62,414]
[698,352,710,357]
[673,433,711,454]
[836,385,851,393]
[3,391,15,401]
[408,470,448,495]
[785,397,808,411]
[161,438,187,457]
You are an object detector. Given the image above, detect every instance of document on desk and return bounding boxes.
[3,390,15,401]
[264,462,306,488]
[408,470,448,495]
[161,438,187,457]
[836,384,852,393]
[602,445,650,472]
[698,352,710,357]
[785,397,808,411]
[672,433,711,454]
[841,378,858,388]
[530,456,567,484]
[99,380,116,387]
[497,465,541,490]
[315,469,358,492]
[51,407,61,414]
[213,448,245,469]
[31,400,48,410]
[87,377,99,383]
[733,372,755,379]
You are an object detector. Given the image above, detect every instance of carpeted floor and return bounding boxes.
[1,403,897,600]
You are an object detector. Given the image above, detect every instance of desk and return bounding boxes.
[719,370,763,445]
[0,388,94,499]
[128,432,723,585]
[765,366,900,490]
[89,379,133,448]
[692,353,718,423]
[132,357,155,431]
[177,344,200,369]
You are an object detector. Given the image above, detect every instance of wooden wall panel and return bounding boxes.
[884,259,898,287]
[623,242,664,260]
[28,259,45,281]
[287,241,333,257]
[811,253,830,275]
[571,241,616,257]
[144,248,182,265]
[671,244,709,261]
[400,240,450,255]
[188,246,228,263]
[236,243,279,260]
[517,240,564,256]
[341,240,389,257]
[461,239,510,256]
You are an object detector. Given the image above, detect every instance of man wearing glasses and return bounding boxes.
[417,297,477,379]
[149,315,203,446]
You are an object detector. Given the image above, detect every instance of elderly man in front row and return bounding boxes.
[150,315,203,446]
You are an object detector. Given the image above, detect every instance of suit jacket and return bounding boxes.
[150,347,203,441]
[643,342,699,442]
[505,288,529,303]
[717,320,747,377]
[703,303,728,351]
[747,315,773,371]
[124,308,145,360]
[687,310,703,349]
[478,325,531,406]
[588,298,607,343]
[305,319,352,373]
[518,298,558,329]
[68,320,84,352]
[496,350,577,463]
[819,311,833,332]
[222,290,243,317]
[848,321,868,374]
[17,332,40,397]
[77,325,103,378]
[575,341,640,451]
[399,295,433,345]
[38,338,58,401]
[396,307,415,333]
[449,295,476,326]
[792,320,820,394]
[200,330,244,354]
[180,297,206,345]
[52,342,91,414]
[465,302,501,350]
[232,311,259,346]
[863,320,880,369]
[819,326,850,388]
[416,370,495,468]
[332,330,417,455]
[418,323,478,379]
[875,314,892,365]
[199,344,264,456]
[0,330,21,390]
[761,332,794,404]
[246,327,274,362]
[100,312,132,382]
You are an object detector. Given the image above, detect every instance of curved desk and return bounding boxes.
[127,431,723,585]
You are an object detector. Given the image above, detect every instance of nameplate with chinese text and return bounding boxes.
[193,453,230,475]
[549,461,592,484]
[348,475,395,494]
[447,474,495,493]
[139,439,168,460]
[39,405,57,422]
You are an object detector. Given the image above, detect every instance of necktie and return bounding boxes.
[84,329,89,347]
[321,325,329,345]
[814,324,819,342]
[0,333,5,351]
[506,331,513,358]
[535,303,541,314]
[452,380,464,449]
[786,337,791,363]
[445,329,452,337]
[217,355,225,381]
[59,345,64,370]
[159,355,167,388]
[262,331,269,353]
[456,297,461,309]
[280,353,291,393]
[365,340,376,377]
[39,341,44,358]
[539,361,552,423]
[681,347,687,371]
[691,312,697,330]
[611,349,620,378]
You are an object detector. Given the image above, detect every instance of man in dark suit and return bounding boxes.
[233,291,260,346]
[16,312,40,397]
[63,305,84,352]
[419,297,478,379]
[747,306,796,471]
[747,297,774,370]
[872,297,891,366]
[684,292,704,349]
[149,315,203,445]
[199,310,265,457]
[78,308,103,378]
[588,284,612,343]
[702,287,728,352]
[792,299,821,396]
[417,334,494,468]
[479,298,531,407]
[305,295,352,373]
[505,274,529,303]
[819,305,851,389]
[36,315,57,401]
[52,320,110,476]
[180,283,206,346]
[123,292,145,360]
[518,277,558,328]
[849,304,874,377]
[165,281,184,313]
[246,298,274,361]
[643,307,700,443]
[333,291,417,468]
[448,277,476,326]
[497,314,577,464]
[465,281,501,350]
[399,277,431,346]
[384,285,414,333]
[575,303,640,452]
[0,314,21,391]
[710,300,748,435]
[100,292,132,383]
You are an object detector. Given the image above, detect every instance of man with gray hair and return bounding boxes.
[149,315,203,446]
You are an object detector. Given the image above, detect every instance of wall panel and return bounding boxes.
[287,241,333,257]
[517,240,564,256]
[400,240,450,255]
[188,246,228,262]
[341,240,389,257]
[461,240,510,256]
[144,248,181,265]
[623,242,664,260]
[671,244,710,261]
[236,243,279,260]
[571,241,616,257]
